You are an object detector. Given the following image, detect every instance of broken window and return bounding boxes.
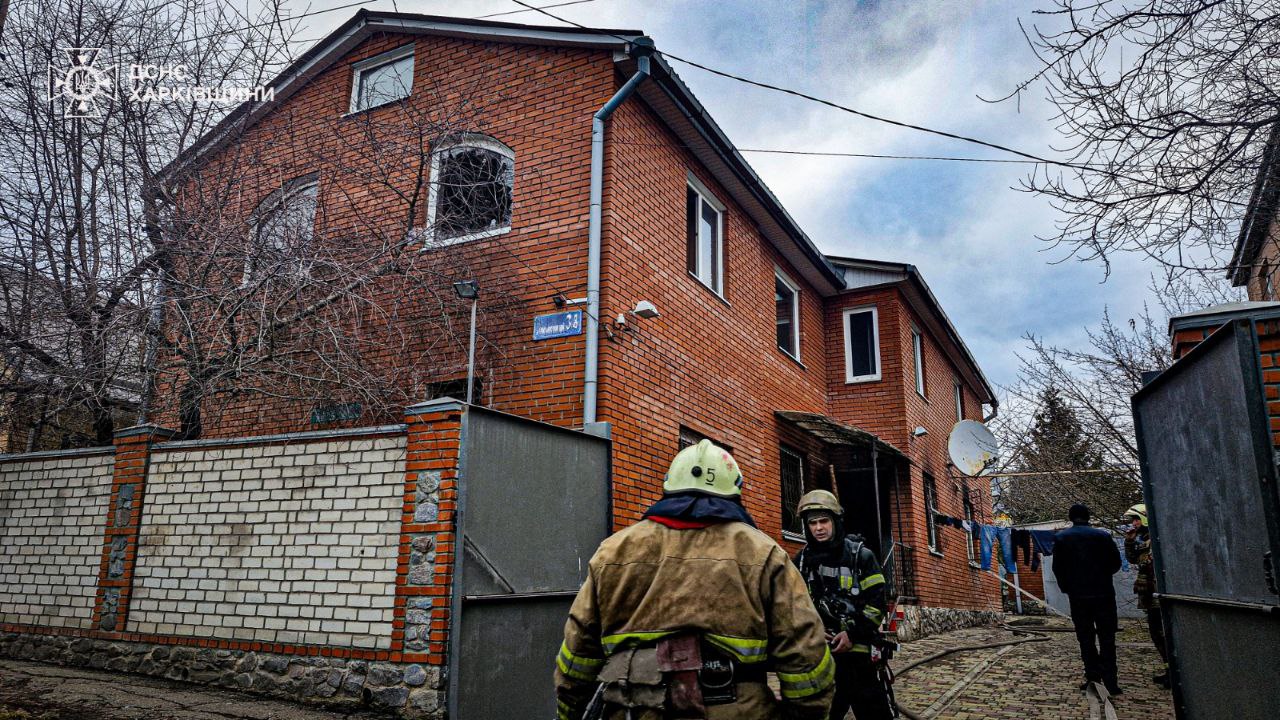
[246,175,318,282]
[428,136,514,243]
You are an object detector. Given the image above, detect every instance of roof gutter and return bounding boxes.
[584,37,654,432]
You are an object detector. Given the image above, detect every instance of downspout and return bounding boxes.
[584,37,654,433]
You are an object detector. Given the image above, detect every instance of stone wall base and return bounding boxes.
[895,606,1004,642]
[0,632,443,719]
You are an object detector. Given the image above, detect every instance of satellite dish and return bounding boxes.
[948,420,999,476]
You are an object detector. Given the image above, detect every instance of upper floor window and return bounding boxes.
[912,328,926,397]
[1263,261,1275,300]
[780,445,804,537]
[246,175,319,281]
[954,380,964,420]
[425,135,515,245]
[775,269,800,360]
[349,45,415,113]
[686,173,724,296]
[843,306,881,382]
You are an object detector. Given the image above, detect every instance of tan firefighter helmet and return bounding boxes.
[663,439,743,497]
[1124,503,1148,526]
[798,489,843,518]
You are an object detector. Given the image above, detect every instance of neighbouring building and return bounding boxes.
[0,12,1002,717]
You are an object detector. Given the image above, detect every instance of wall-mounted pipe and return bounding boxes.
[584,37,654,429]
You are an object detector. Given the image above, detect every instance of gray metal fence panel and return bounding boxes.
[451,408,611,720]
[1133,320,1280,719]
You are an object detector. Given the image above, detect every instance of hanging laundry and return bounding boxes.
[1029,529,1058,571]
[1012,528,1033,565]
[996,526,1016,573]
[961,519,974,534]
[979,524,999,570]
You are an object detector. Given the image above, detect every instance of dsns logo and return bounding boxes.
[48,48,115,118]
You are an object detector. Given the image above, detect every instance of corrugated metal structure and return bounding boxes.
[1133,319,1280,720]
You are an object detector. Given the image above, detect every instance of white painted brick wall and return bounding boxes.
[0,452,114,628]
[130,436,405,649]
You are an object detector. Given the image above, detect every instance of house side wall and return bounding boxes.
[156,32,617,437]
[0,451,114,628]
[596,89,829,544]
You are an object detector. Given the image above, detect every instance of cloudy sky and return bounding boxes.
[286,0,1172,389]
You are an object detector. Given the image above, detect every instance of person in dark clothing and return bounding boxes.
[1123,503,1169,688]
[1052,503,1123,695]
[794,490,894,720]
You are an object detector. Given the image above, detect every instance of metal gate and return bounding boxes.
[449,407,611,720]
[1133,319,1280,719]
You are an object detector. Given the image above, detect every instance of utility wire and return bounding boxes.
[508,0,1248,208]
[477,0,598,20]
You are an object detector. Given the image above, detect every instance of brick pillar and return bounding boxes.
[393,399,463,666]
[94,424,175,634]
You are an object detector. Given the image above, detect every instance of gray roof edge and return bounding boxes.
[1168,301,1280,333]
[158,10,641,182]
[643,54,845,294]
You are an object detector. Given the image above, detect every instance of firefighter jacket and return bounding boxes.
[1124,528,1158,610]
[794,535,887,653]
[554,518,835,720]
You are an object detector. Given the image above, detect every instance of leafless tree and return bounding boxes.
[1004,0,1280,275]
[991,272,1242,523]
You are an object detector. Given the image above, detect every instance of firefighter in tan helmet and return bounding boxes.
[554,439,835,719]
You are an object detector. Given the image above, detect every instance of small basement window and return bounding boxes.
[686,173,725,296]
[350,45,415,113]
[775,270,800,360]
[426,135,515,244]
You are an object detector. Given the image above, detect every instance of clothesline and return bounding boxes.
[932,512,1129,573]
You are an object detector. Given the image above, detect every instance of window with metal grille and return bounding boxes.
[924,472,939,553]
[426,135,515,245]
[963,488,977,565]
[780,445,804,536]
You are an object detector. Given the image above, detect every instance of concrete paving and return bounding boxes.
[0,660,384,720]
[891,618,1175,720]
[0,617,1176,719]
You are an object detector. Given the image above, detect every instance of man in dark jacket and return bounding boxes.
[1052,503,1123,695]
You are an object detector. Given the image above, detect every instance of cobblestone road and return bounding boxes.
[890,618,1174,720]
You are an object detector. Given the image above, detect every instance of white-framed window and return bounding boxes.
[963,487,978,567]
[1263,261,1275,300]
[843,306,881,382]
[424,134,515,245]
[349,45,415,113]
[245,174,319,283]
[775,269,800,360]
[685,173,725,296]
[912,327,926,397]
[780,445,804,537]
[954,380,964,420]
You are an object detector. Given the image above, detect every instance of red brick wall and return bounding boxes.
[595,91,829,548]
[157,32,617,437]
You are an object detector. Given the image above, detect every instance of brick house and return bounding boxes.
[155,11,1000,622]
[1231,126,1280,301]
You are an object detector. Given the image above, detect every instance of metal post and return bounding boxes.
[871,445,884,556]
[1013,571,1023,614]
[466,297,477,405]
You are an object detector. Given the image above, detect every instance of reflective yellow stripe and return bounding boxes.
[778,646,835,699]
[557,642,604,681]
[600,632,770,664]
[859,572,885,590]
[839,574,854,590]
[705,633,769,664]
[848,643,871,653]
[555,699,574,720]
[600,630,676,655]
[863,606,884,623]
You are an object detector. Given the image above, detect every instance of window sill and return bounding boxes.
[342,96,410,118]
[412,225,512,249]
[777,347,806,370]
[687,271,730,307]
[845,374,882,385]
[969,561,982,570]
[928,548,945,559]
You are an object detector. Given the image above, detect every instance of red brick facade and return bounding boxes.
[159,17,999,613]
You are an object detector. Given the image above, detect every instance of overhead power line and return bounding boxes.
[508,0,1247,208]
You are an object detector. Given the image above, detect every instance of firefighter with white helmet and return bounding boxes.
[794,489,896,720]
[554,439,835,719]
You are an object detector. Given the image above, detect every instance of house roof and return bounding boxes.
[1229,123,1280,287]
[158,10,845,294]
[1168,300,1280,333]
[826,255,997,407]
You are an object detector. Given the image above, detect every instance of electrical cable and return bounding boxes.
[508,0,1248,208]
